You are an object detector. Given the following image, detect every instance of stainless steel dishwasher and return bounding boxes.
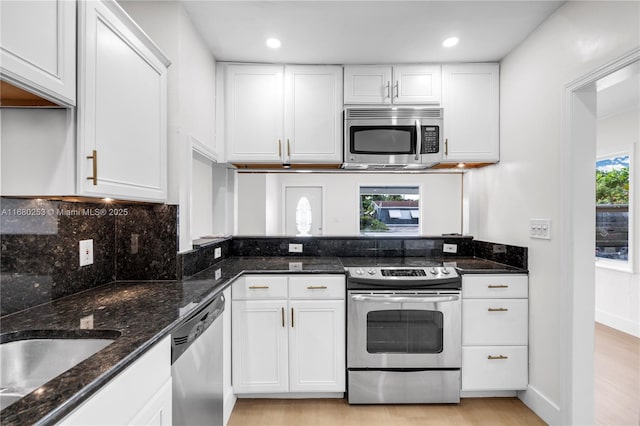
[171,293,225,426]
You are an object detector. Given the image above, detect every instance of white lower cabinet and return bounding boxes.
[232,275,345,395]
[61,336,171,425]
[461,274,528,392]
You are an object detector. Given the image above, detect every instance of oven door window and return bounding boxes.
[350,126,416,154]
[366,309,443,354]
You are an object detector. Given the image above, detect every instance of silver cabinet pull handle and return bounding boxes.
[249,285,269,289]
[488,285,509,289]
[291,307,294,328]
[385,81,390,99]
[278,139,282,158]
[488,307,508,312]
[394,81,399,99]
[281,307,285,327]
[307,285,327,290]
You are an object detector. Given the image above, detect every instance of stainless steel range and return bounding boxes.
[345,263,462,404]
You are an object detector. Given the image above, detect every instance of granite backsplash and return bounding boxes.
[0,198,178,316]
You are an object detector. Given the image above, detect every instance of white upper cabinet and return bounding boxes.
[224,64,343,164]
[442,63,500,163]
[344,65,441,105]
[77,0,169,202]
[225,64,285,163]
[284,66,343,163]
[0,0,76,106]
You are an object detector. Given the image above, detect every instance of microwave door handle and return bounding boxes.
[415,120,421,160]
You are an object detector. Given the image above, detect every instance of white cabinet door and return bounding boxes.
[462,346,528,391]
[0,0,76,106]
[344,66,392,104]
[232,300,289,393]
[289,300,345,392]
[78,0,168,202]
[284,66,343,163]
[225,65,284,163]
[393,65,441,105]
[128,378,172,426]
[61,336,171,425]
[442,64,499,163]
[462,299,528,346]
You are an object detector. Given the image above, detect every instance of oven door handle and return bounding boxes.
[351,294,459,303]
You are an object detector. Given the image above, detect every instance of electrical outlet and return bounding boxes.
[214,247,222,259]
[215,268,222,280]
[79,239,94,267]
[443,243,457,254]
[493,244,507,254]
[289,262,303,271]
[530,219,552,240]
[80,314,94,329]
[131,234,139,254]
[289,243,303,253]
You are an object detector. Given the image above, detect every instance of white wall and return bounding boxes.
[236,172,463,236]
[595,107,640,337]
[466,2,640,424]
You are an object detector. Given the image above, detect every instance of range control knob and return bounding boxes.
[354,268,364,275]
[430,268,438,275]
[367,269,376,275]
[442,268,451,275]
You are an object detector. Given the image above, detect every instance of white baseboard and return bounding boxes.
[460,390,517,398]
[517,384,561,425]
[223,390,237,426]
[595,310,640,337]
[237,392,344,399]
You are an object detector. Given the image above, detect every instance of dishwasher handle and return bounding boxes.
[171,293,225,364]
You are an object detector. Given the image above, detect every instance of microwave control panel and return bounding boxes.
[421,126,440,154]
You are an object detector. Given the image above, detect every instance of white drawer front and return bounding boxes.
[462,346,528,391]
[233,275,288,300]
[289,275,345,299]
[462,274,528,299]
[462,299,528,345]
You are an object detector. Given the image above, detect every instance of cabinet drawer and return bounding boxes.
[233,275,288,300]
[462,274,528,298]
[288,275,345,299]
[462,299,528,345]
[462,346,528,391]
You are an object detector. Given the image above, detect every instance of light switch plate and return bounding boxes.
[214,247,222,259]
[80,314,94,329]
[289,262,303,271]
[79,239,94,266]
[530,219,552,240]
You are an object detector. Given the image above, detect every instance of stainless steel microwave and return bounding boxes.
[343,107,443,170]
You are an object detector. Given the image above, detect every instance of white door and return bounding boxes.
[343,66,392,104]
[284,186,323,236]
[0,0,76,106]
[78,0,168,202]
[289,300,346,392]
[225,65,284,163]
[284,66,343,163]
[393,65,442,105]
[232,300,289,393]
[442,64,499,162]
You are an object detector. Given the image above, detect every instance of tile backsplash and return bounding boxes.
[0,198,178,316]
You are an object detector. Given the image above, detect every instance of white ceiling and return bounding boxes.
[181,1,566,64]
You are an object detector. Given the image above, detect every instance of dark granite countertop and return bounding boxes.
[0,256,343,425]
[0,253,521,425]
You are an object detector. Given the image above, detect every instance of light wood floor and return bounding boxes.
[594,322,640,426]
[228,397,546,425]
[228,324,640,426]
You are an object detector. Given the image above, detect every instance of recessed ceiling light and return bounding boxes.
[442,37,459,48]
[266,38,281,49]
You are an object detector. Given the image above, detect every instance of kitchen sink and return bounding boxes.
[0,331,120,411]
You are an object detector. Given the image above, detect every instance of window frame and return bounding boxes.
[595,149,634,273]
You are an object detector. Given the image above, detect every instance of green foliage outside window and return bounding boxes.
[596,168,629,205]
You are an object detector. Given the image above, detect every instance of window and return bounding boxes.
[359,186,419,236]
[596,154,630,262]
